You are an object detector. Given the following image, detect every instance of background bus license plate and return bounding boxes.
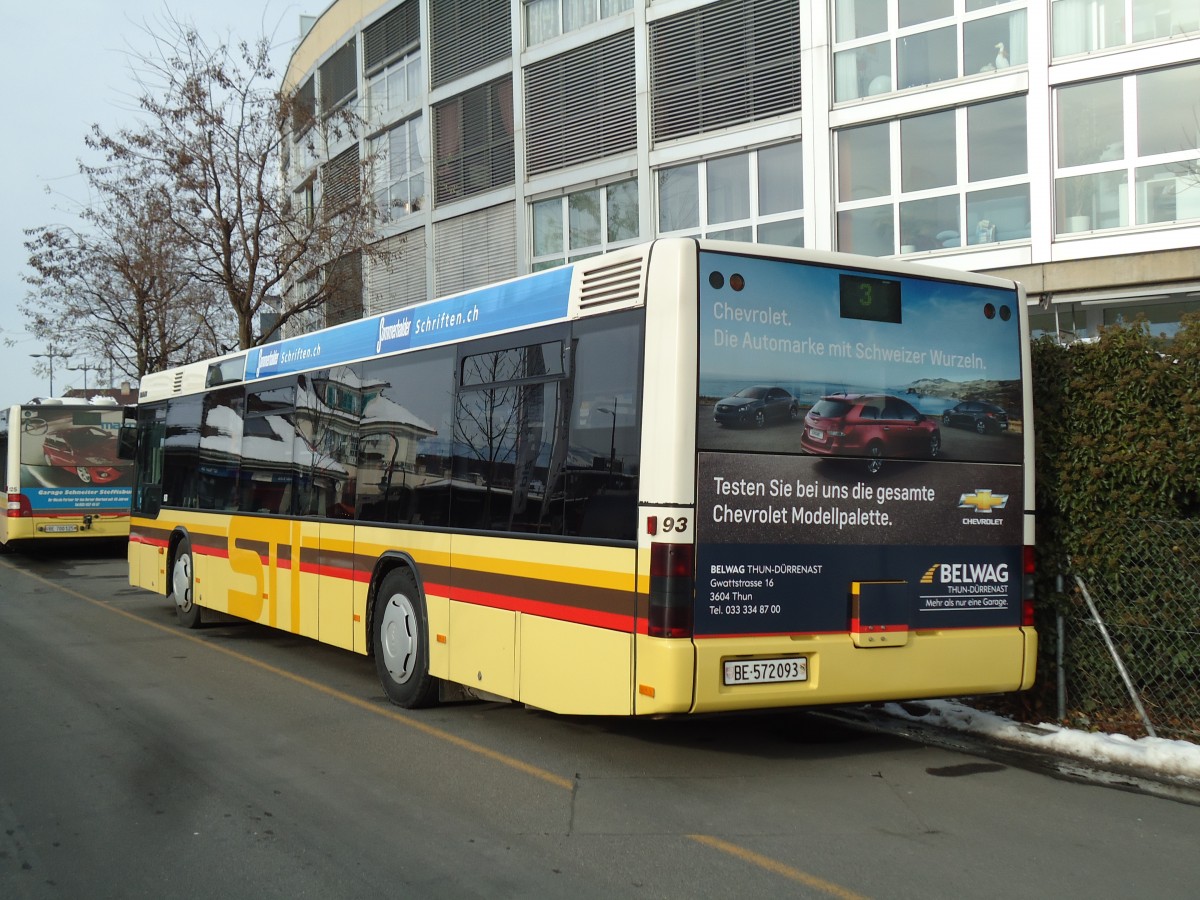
[43,525,79,533]
[724,657,807,685]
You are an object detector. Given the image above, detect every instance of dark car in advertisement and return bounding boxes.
[713,385,799,428]
[942,400,1010,434]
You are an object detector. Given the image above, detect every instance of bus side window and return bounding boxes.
[357,349,454,525]
[163,396,202,509]
[134,405,167,515]
[562,312,642,541]
[450,336,568,533]
[198,387,244,511]
[241,383,298,515]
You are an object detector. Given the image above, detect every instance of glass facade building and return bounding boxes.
[283,0,1200,343]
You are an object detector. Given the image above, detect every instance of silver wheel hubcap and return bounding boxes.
[379,593,417,684]
[173,554,193,612]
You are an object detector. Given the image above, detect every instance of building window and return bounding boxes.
[433,77,515,205]
[1028,303,1089,342]
[295,179,316,226]
[835,96,1030,256]
[531,178,640,270]
[363,1,421,130]
[430,0,511,88]
[366,50,422,128]
[1103,297,1200,338]
[371,116,426,222]
[524,30,636,177]
[292,76,316,139]
[322,146,361,214]
[525,0,633,46]
[656,141,805,247]
[1054,63,1200,235]
[1052,0,1199,57]
[650,0,801,143]
[325,252,364,327]
[833,1,1027,102]
[319,41,358,114]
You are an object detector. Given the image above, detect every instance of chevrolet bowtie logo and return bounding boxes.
[958,489,1009,512]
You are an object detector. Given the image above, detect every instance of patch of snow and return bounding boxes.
[883,699,1200,783]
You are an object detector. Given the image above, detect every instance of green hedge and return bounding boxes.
[1024,312,1200,725]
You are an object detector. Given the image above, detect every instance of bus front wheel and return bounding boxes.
[373,568,439,708]
[170,538,202,629]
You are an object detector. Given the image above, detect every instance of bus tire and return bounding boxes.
[170,537,202,629]
[373,568,439,708]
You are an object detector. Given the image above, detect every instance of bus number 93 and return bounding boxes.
[657,516,688,534]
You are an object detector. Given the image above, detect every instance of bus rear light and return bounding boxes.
[648,542,694,638]
[1022,545,1036,627]
[7,493,31,518]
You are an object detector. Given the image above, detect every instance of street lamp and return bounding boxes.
[66,359,95,392]
[597,398,618,474]
[29,348,70,396]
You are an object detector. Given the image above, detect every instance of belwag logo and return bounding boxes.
[920,562,1010,585]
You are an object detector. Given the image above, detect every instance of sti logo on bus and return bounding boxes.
[377,313,413,353]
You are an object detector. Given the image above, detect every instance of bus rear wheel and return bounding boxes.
[170,537,202,628]
[373,568,439,708]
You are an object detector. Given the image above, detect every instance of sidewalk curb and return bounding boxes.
[824,703,1200,805]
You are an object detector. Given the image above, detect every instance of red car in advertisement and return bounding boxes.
[41,426,122,484]
[801,393,941,472]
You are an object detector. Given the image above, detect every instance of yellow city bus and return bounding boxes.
[127,239,1036,714]
[1,399,133,548]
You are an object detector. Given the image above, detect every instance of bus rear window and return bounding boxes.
[810,399,852,417]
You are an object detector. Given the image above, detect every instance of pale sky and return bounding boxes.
[0,0,304,402]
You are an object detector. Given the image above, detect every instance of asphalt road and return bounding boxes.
[2,544,1198,899]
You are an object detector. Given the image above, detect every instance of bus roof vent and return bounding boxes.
[578,251,646,311]
[171,370,185,394]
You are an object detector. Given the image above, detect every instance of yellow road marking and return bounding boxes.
[4,559,573,792]
[688,834,870,899]
[8,559,867,898]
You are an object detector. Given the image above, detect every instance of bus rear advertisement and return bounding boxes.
[1,400,133,547]
[694,251,1026,640]
[126,239,1035,715]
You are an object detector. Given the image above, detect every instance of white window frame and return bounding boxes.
[831,0,1029,103]
[834,101,1032,257]
[371,115,427,225]
[1053,64,1200,237]
[655,142,806,248]
[530,178,641,271]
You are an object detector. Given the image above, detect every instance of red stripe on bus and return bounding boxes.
[433,582,636,633]
[695,630,844,639]
[32,512,128,519]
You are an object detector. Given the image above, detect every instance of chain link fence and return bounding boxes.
[1057,520,1200,741]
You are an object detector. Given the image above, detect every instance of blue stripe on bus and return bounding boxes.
[245,266,575,381]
